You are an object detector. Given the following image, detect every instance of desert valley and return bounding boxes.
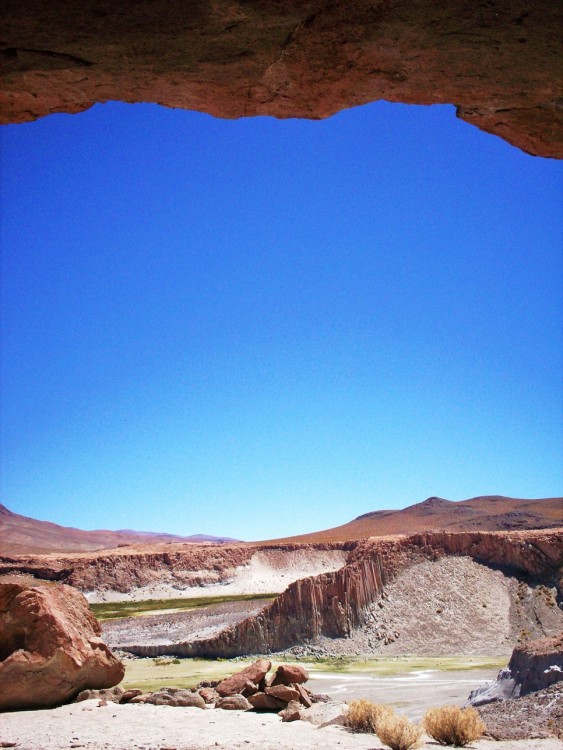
[1,495,562,749]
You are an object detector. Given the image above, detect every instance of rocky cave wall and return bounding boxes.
[1,0,562,157]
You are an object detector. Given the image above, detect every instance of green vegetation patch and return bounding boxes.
[120,654,508,693]
[297,655,508,676]
[90,592,276,621]
[123,657,265,693]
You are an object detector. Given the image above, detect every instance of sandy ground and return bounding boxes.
[86,550,347,603]
[1,700,561,750]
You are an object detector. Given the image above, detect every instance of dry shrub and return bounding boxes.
[424,705,486,747]
[346,699,393,733]
[377,712,422,750]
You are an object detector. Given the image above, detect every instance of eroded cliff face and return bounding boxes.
[1,0,561,157]
[0,542,354,595]
[0,546,254,593]
[508,633,563,695]
[122,529,562,658]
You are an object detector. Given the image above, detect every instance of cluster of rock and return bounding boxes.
[0,581,124,712]
[81,659,330,721]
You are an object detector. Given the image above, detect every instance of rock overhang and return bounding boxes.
[0,0,562,158]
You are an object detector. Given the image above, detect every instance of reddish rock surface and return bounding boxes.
[279,700,302,722]
[215,659,272,697]
[265,684,300,702]
[198,687,220,704]
[0,1,561,157]
[272,664,309,687]
[248,692,287,712]
[0,581,124,711]
[144,688,205,708]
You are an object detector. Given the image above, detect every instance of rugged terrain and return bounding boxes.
[92,529,561,659]
[2,495,560,555]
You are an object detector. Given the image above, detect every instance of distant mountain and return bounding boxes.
[266,495,563,544]
[0,503,239,554]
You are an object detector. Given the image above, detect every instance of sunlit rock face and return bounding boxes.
[1,0,561,157]
[0,581,124,711]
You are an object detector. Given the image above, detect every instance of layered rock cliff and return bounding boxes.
[0,542,354,595]
[121,529,562,658]
[1,0,562,156]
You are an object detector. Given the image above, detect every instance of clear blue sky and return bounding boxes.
[1,101,562,541]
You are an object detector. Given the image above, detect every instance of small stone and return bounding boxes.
[120,689,143,704]
[215,694,252,711]
[248,692,287,712]
[295,683,312,708]
[198,687,220,704]
[279,700,301,722]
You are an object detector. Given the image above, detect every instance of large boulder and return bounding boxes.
[215,659,271,697]
[0,581,124,711]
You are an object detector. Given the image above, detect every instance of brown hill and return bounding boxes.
[265,495,563,544]
[0,504,238,554]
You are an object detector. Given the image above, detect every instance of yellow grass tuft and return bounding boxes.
[377,712,423,750]
[345,699,393,733]
[424,705,486,746]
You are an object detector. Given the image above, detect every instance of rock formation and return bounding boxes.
[118,529,562,658]
[0,580,124,711]
[470,632,563,705]
[1,1,562,157]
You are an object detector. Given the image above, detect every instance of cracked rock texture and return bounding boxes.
[1,0,562,156]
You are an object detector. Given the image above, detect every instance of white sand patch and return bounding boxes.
[0,700,560,750]
[86,549,347,603]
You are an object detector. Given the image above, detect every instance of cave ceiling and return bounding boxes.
[1,0,562,157]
